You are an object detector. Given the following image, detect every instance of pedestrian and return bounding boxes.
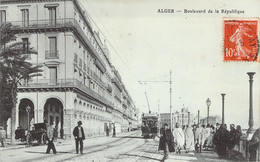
[73,121,85,154]
[206,125,214,148]
[204,124,212,149]
[234,125,242,151]
[158,123,175,159]
[0,126,6,147]
[214,124,229,159]
[184,124,195,153]
[201,124,206,148]
[194,124,203,153]
[113,124,116,137]
[249,127,260,161]
[106,125,109,136]
[228,124,236,158]
[46,122,57,154]
[173,122,185,154]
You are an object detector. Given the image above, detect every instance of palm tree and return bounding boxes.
[0,23,42,143]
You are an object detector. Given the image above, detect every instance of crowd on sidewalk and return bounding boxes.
[158,122,260,161]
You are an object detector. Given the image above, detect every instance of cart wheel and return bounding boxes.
[26,134,31,146]
[41,133,47,145]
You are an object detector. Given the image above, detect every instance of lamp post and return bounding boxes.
[26,106,31,132]
[221,94,226,124]
[206,98,211,125]
[198,110,200,125]
[188,112,190,125]
[247,72,255,135]
[181,113,184,126]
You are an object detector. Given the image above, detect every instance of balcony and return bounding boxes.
[45,50,59,59]
[74,53,78,63]
[83,63,86,71]
[79,58,82,67]
[18,78,113,108]
[107,84,112,93]
[8,18,106,72]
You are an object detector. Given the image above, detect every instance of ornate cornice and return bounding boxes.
[0,0,71,5]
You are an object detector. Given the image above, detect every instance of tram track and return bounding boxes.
[21,131,141,162]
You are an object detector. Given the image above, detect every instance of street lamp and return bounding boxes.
[221,94,226,124]
[206,98,211,125]
[247,72,255,135]
[26,106,31,132]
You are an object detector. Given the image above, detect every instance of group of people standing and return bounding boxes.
[45,121,85,154]
[158,122,243,160]
[45,121,117,155]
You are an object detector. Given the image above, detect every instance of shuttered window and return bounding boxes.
[21,9,29,27]
[49,7,56,26]
[0,10,6,25]
[49,37,57,57]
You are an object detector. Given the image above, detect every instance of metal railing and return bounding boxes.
[74,53,78,63]
[8,18,106,70]
[9,18,76,29]
[18,78,113,107]
[45,50,59,59]
[79,58,82,67]
[83,63,86,71]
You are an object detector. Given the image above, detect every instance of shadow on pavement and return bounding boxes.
[114,136,144,139]
[24,151,71,154]
[120,153,163,162]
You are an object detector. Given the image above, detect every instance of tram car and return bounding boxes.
[141,113,159,138]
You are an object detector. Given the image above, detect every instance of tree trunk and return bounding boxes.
[10,84,17,144]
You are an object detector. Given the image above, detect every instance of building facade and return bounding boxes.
[160,108,195,128]
[200,116,221,126]
[0,0,138,138]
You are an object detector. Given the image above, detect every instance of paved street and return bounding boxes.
[0,130,233,162]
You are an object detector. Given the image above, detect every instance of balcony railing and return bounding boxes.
[79,58,82,67]
[74,53,78,63]
[18,78,113,107]
[83,63,86,71]
[45,50,59,59]
[8,18,106,71]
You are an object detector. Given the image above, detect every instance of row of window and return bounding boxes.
[0,7,56,26]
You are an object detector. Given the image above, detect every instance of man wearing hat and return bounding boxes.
[73,121,85,154]
[228,124,236,158]
[158,123,175,159]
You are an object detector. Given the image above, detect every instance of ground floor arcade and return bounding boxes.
[5,91,132,139]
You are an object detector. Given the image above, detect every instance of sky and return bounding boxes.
[79,0,260,129]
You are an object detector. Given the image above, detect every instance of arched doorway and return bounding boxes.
[19,99,34,130]
[44,98,64,138]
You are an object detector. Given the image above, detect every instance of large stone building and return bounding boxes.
[200,116,221,126]
[160,108,195,128]
[0,0,137,138]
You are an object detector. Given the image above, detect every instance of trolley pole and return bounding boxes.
[158,99,160,128]
[170,70,172,130]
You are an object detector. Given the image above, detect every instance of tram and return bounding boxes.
[141,113,159,138]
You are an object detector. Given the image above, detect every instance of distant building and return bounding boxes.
[200,116,221,125]
[160,107,195,128]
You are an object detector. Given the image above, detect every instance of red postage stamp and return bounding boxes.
[224,18,259,62]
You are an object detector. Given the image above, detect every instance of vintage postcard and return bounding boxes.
[0,0,259,161]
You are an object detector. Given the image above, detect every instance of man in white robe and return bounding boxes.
[173,122,185,154]
[185,124,195,152]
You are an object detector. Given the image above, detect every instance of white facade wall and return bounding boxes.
[1,0,137,138]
